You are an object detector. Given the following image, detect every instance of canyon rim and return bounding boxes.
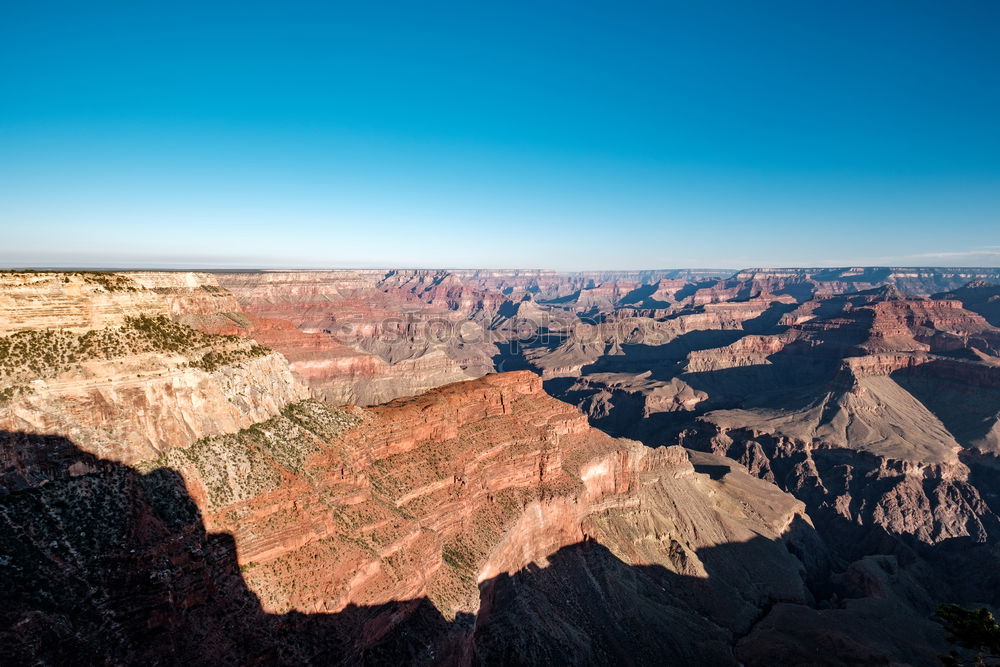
[4,1,1000,664]
[2,267,1000,665]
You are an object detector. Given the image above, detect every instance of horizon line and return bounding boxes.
[3,265,1000,274]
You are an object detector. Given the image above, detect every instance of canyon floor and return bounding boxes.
[3,267,1000,665]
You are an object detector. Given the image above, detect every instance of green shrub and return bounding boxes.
[937,603,1000,664]
[0,315,271,384]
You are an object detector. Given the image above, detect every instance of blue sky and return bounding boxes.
[1,1,998,269]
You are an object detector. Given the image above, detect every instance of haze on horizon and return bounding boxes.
[1,1,998,271]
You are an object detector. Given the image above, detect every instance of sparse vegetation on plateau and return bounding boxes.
[0,384,27,406]
[3,270,140,292]
[441,536,476,574]
[0,315,271,387]
[188,345,270,372]
[75,271,140,292]
[136,400,360,510]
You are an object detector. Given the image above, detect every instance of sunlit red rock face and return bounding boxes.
[3,370,859,665]
[4,268,1000,665]
[935,279,1000,327]
[182,370,817,628]
[206,268,1000,412]
[211,269,750,406]
[518,277,1000,647]
[191,269,1000,588]
[214,271,497,405]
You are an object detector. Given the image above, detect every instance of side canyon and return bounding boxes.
[3,267,1000,665]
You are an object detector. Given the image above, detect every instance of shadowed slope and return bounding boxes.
[0,428,973,666]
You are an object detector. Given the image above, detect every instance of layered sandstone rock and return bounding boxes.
[735,266,1000,296]
[936,280,1000,327]
[1,350,306,462]
[4,267,1000,665]
[165,370,811,627]
[1,371,828,665]
[0,271,166,333]
[524,272,1000,643]
[216,271,494,405]
[0,273,308,461]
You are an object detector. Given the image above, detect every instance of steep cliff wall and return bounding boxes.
[0,273,308,461]
[0,271,166,333]
[149,371,813,626]
[215,271,492,405]
[3,269,992,664]
[3,372,833,665]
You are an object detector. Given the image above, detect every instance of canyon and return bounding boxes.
[3,267,1000,665]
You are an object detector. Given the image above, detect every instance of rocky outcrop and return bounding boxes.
[1,371,828,665]
[734,267,1000,296]
[682,414,991,544]
[5,267,1000,664]
[170,370,808,625]
[0,271,166,333]
[564,373,708,428]
[239,313,482,405]
[684,334,792,372]
[1,351,307,462]
[936,280,1000,327]
[0,274,308,461]
[123,271,250,333]
[216,271,495,405]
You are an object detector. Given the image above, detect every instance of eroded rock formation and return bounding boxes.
[3,267,1000,665]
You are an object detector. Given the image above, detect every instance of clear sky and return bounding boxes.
[1,1,998,270]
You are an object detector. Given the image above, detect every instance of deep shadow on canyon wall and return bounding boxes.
[0,430,452,665]
[0,430,960,666]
